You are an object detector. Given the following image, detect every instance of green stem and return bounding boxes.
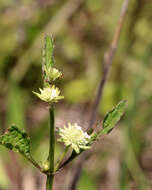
[54,146,69,172]
[46,105,55,190]
[46,175,54,190]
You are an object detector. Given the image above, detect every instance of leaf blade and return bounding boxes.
[0,125,31,158]
[90,100,127,142]
[102,100,127,134]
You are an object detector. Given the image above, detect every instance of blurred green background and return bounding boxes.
[0,0,152,189]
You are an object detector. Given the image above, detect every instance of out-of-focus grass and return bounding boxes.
[0,156,10,189]
[7,81,26,129]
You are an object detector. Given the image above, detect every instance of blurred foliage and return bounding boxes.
[0,0,152,189]
[78,170,96,190]
[7,81,26,129]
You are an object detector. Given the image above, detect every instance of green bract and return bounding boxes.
[43,35,54,69]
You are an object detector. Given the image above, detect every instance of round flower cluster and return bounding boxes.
[58,123,91,153]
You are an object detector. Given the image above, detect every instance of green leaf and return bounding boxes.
[102,100,127,134]
[90,100,127,142]
[0,125,31,158]
[43,35,54,69]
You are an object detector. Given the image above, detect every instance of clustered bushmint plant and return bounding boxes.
[0,36,126,190]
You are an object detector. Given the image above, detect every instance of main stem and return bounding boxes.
[46,105,55,190]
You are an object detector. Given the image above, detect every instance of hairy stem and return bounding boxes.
[46,105,55,190]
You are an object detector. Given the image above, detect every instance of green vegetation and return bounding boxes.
[0,0,152,189]
[0,36,125,190]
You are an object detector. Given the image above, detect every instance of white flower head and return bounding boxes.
[58,123,91,153]
[33,85,64,103]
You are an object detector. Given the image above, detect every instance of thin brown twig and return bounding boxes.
[88,0,130,130]
[69,0,130,189]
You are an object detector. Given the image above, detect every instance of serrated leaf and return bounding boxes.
[90,100,127,142]
[0,125,31,158]
[43,35,54,69]
[102,100,127,134]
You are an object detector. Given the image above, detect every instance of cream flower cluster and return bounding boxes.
[58,123,91,153]
[33,85,64,103]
